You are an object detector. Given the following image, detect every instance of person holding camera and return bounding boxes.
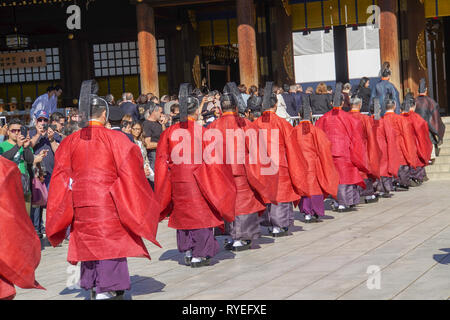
[49,112,66,141]
[29,110,59,238]
[143,103,168,173]
[0,118,35,195]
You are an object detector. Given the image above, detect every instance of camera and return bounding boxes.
[0,116,6,127]
[43,123,49,131]
[20,126,28,137]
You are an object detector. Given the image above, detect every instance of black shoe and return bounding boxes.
[364,197,379,204]
[191,257,211,268]
[409,179,420,187]
[184,256,192,266]
[312,215,323,223]
[381,193,393,198]
[231,240,252,252]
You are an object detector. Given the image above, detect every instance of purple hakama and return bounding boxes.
[358,178,375,197]
[80,258,130,294]
[177,228,219,258]
[260,202,294,229]
[225,213,260,241]
[337,184,360,207]
[374,177,394,193]
[396,165,411,186]
[410,166,426,181]
[299,195,325,216]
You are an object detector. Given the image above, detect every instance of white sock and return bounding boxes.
[232,240,244,247]
[372,195,376,199]
[185,250,192,258]
[305,214,311,221]
[272,227,282,234]
[338,205,347,210]
[191,257,202,263]
[96,292,114,300]
[365,196,372,200]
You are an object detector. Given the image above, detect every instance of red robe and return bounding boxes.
[46,124,161,265]
[407,111,432,167]
[155,119,236,229]
[315,107,369,188]
[207,113,266,216]
[383,112,419,168]
[247,111,309,204]
[373,117,401,178]
[0,157,44,299]
[289,120,339,199]
[349,110,381,180]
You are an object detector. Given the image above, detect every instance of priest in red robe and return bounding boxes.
[315,83,370,212]
[349,96,381,204]
[155,85,236,267]
[383,97,420,190]
[248,82,309,237]
[289,95,339,223]
[407,95,432,183]
[46,92,161,300]
[372,98,402,198]
[0,157,44,300]
[207,91,266,251]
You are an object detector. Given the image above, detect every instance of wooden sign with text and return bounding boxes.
[0,51,47,70]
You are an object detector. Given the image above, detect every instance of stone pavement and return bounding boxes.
[15,180,450,300]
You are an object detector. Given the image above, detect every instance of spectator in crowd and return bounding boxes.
[0,118,41,196]
[119,92,140,122]
[104,94,115,106]
[310,82,332,115]
[130,121,153,181]
[283,85,300,117]
[294,83,304,113]
[273,85,290,120]
[238,84,250,107]
[67,108,80,124]
[248,85,258,98]
[168,103,180,126]
[108,106,134,143]
[305,86,314,95]
[52,85,63,109]
[342,83,352,111]
[136,94,148,119]
[24,97,33,111]
[160,95,170,111]
[0,99,6,113]
[9,97,18,112]
[150,95,159,106]
[29,110,60,238]
[64,121,80,136]
[49,112,66,141]
[30,87,55,125]
[352,77,372,114]
[121,114,133,135]
[143,102,167,172]
[164,95,179,115]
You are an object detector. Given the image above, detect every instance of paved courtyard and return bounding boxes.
[15,180,450,300]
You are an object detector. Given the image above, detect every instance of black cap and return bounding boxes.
[108,106,124,121]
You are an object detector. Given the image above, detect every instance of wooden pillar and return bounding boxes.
[399,0,427,95]
[237,0,259,88]
[269,1,295,86]
[333,26,349,84]
[379,0,402,98]
[136,3,159,97]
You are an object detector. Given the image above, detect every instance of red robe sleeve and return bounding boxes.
[380,119,401,177]
[365,117,381,179]
[399,116,419,168]
[154,129,173,221]
[410,113,432,166]
[0,157,44,299]
[46,136,75,247]
[348,116,370,175]
[110,144,162,249]
[313,127,339,199]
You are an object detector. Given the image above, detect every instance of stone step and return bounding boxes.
[426,164,450,174]
[433,155,450,165]
[427,172,450,180]
[438,146,450,156]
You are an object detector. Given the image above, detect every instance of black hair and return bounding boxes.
[8,118,23,126]
[54,85,63,91]
[91,97,108,118]
[47,86,54,92]
[170,103,180,114]
[187,96,200,115]
[50,112,65,123]
[220,93,236,111]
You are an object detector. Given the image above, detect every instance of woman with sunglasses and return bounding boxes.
[131,121,153,181]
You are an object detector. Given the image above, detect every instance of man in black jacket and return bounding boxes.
[119,92,140,122]
[282,85,300,117]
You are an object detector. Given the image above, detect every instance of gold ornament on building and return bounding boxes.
[281,0,291,16]
[188,10,197,30]
[416,30,427,70]
[283,42,294,81]
[192,55,201,89]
